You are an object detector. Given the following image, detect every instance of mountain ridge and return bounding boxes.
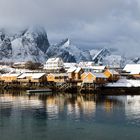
[0,26,133,67]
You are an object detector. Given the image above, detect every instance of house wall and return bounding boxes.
[82,73,95,83]
[18,79,30,83]
[75,69,84,80]
[104,70,120,82]
[104,70,111,78]
[1,76,18,82]
[31,75,47,83]
[95,78,107,84]
[47,74,67,83]
[68,72,75,80]
[47,74,55,82]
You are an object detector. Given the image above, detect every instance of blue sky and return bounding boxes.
[0,0,140,56]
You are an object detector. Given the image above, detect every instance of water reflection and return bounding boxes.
[1,91,140,140]
[0,91,140,124]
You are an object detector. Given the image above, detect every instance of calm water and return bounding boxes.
[0,91,140,140]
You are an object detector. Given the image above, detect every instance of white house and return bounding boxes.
[64,63,77,71]
[123,64,140,74]
[78,61,94,67]
[44,57,64,72]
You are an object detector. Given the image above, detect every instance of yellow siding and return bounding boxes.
[104,69,120,82]
[82,72,95,83]
[47,74,55,82]
[1,76,18,82]
[104,70,111,78]
[81,73,87,81]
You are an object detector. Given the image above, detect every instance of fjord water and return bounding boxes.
[0,91,140,140]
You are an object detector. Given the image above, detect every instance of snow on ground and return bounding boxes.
[106,78,140,87]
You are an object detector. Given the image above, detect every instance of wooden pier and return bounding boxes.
[26,89,52,95]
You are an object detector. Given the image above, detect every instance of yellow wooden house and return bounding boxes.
[104,69,120,82]
[17,73,47,84]
[0,73,21,83]
[81,72,107,84]
[75,67,84,80]
[67,67,84,81]
[47,73,68,83]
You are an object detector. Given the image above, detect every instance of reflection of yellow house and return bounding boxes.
[47,73,68,83]
[1,73,21,83]
[104,69,120,82]
[104,100,113,112]
[81,72,107,84]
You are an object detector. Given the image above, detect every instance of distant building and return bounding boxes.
[78,62,94,67]
[44,57,64,73]
[122,64,140,78]
[64,63,77,71]
[123,64,140,74]
[80,65,107,73]
[12,62,26,69]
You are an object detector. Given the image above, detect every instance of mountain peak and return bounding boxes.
[56,38,70,47]
[23,26,50,53]
[62,38,70,47]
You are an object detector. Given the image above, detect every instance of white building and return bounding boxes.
[78,61,106,72]
[44,57,64,72]
[78,61,94,67]
[123,64,140,74]
[64,63,78,71]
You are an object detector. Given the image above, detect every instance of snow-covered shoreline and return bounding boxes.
[106,79,140,88]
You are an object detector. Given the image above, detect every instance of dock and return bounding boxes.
[26,89,52,95]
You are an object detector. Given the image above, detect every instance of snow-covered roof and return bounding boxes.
[83,72,107,79]
[64,63,77,68]
[67,67,77,73]
[13,62,26,65]
[130,70,140,75]
[123,64,140,74]
[106,78,140,87]
[50,73,68,77]
[108,69,119,75]
[32,73,46,79]
[2,73,21,77]
[93,73,107,78]
[18,74,26,79]
[75,67,82,73]
[78,61,94,67]
[18,73,46,79]
[80,65,106,70]
[47,57,63,63]
[91,66,106,70]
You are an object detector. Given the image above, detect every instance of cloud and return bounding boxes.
[0,0,140,57]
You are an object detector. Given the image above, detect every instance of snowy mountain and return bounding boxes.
[91,48,110,64]
[46,38,92,62]
[0,26,49,63]
[0,26,131,67]
[103,55,125,68]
